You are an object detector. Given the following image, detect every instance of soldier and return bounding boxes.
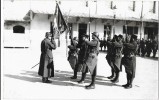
[106,35,117,80]
[78,32,100,89]
[110,35,123,83]
[67,37,78,70]
[100,38,103,51]
[70,34,89,79]
[103,39,107,51]
[146,39,152,57]
[152,38,158,58]
[38,32,56,83]
[121,34,138,89]
[140,38,146,57]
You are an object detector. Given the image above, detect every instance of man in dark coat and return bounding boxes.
[140,38,146,57]
[121,34,138,89]
[79,32,100,89]
[110,35,123,83]
[67,37,78,70]
[151,39,158,58]
[70,34,89,79]
[103,39,107,51]
[146,39,152,57]
[106,35,117,80]
[100,38,103,51]
[38,32,56,83]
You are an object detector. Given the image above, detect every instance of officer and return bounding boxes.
[79,32,100,89]
[67,37,78,70]
[106,35,117,79]
[121,34,138,89]
[38,32,56,83]
[110,35,123,83]
[70,34,89,79]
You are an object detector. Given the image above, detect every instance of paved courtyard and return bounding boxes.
[1,45,158,100]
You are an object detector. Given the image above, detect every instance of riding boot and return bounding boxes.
[70,67,77,79]
[111,71,119,83]
[122,74,129,87]
[85,75,95,89]
[107,69,115,79]
[77,73,86,84]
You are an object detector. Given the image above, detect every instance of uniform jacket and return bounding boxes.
[38,38,56,77]
[112,41,123,71]
[122,41,137,78]
[85,39,100,75]
[68,40,78,70]
[76,41,89,72]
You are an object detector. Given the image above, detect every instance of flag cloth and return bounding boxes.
[57,3,67,33]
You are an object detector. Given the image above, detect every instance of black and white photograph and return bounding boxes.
[1,0,158,100]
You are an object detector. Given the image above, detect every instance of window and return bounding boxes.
[133,1,135,11]
[13,25,25,33]
[153,1,156,13]
[123,26,138,35]
[104,25,111,39]
[129,1,135,11]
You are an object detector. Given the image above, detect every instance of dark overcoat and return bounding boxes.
[68,40,78,70]
[112,41,123,71]
[121,41,137,78]
[76,41,89,73]
[38,38,56,78]
[106,41,114,69]
[85,39,100,75]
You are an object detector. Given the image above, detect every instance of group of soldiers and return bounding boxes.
[37,31,138,89]
[68,32,138,89]
[137,38,158,58]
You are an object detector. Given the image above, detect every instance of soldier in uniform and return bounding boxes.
[140,38,146,57]
[106,35,117,79]
[70,34,89,79]
[78,32,100,89]
[110,35,123,83]
[38,32,56,83]
[151,39,158,58]
[146,39,152,57]
[121,34,138,89]
[67,37,78,70]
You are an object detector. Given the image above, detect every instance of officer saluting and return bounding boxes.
[81,32,100,89]
[121,34,138,89]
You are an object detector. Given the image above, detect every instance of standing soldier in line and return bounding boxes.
[151,38,158,58]
[78,32,100,89]
[38,32,56,83]
[70,34,89,79]
[106,35,117,79]
[67,37,78,70]
[140,38,146,57]
[110,35,123,83]
[146,39,152,57]
[121,34,138,89]
[103,39,107,51]
[100,38,103,51]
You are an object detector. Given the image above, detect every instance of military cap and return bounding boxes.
[82,34,89,38]
[118,34,123,38]
[45,32,52,37]
[92,32,99,38]
[131,34,137,40]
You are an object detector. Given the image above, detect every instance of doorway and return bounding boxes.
[78,23,87,45]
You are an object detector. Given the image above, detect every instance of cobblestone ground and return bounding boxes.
[2,46,158,100]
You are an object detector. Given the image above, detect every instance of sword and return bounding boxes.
[31,63,39,69]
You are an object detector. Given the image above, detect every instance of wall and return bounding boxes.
[3,21,30,47]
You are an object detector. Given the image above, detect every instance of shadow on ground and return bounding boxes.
[4,70,122,88]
